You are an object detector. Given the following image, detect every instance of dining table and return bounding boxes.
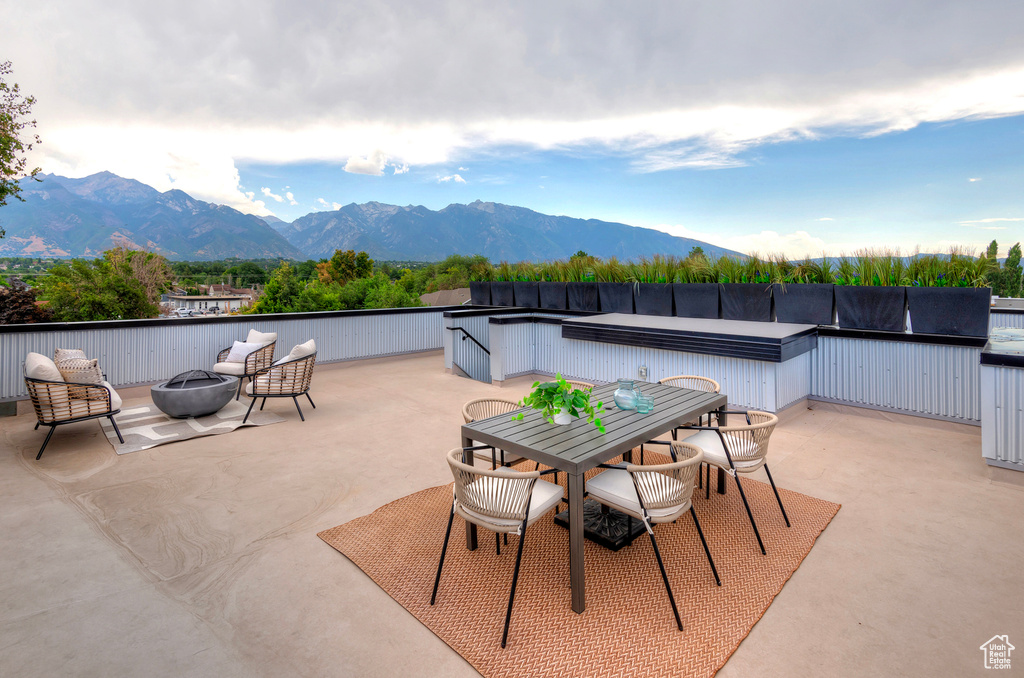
[460,380,727,614]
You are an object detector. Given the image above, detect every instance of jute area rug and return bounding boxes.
[319,454,840,678]
[99,400,285,454]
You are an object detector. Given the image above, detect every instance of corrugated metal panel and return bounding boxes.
[2,311,446,400]
[810,336,981,422]
[991,312,1024,331]
[984,365,1024,466]
[449,315,492,383]
[776,353,812,410]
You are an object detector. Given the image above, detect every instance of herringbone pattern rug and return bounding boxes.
[318,455,840,678]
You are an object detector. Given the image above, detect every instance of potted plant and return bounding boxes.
[490,262,515,307]
[595,258,634,314]
[771,258,836,325]
[905,252,991,336]
[631,258,674,316]
[512,374,606,432]
[564,257,600,312]
[833,254,908,332]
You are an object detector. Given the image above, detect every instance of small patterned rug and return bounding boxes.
[99,400,285,454]
[318,456,840,678]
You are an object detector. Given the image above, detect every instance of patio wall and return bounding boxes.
[0,307,457,402]
[981,363,1024,470]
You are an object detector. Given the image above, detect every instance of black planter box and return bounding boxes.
[673,283,720,319]
[566,282,599,312]
[721,283,773,322]
[634,283,673,316]
[538,282,567,310]
[513,281,540,309]
[469,281,491,306]
[772,283,835,325]
[598,282,635,314]
[907,287,991,337]
[490,281,514,307]
[835,286,907,332]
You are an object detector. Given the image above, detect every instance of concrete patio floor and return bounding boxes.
[1,349,1022,677]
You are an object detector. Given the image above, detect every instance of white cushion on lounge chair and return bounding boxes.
[459,472,564,530]
[25,352,63,382]
[225,341,263,363]
[586,468,685,520]
[245,329,277,345]
[273,339,316,366]
[212,361,246,376]
[100,381,122,411]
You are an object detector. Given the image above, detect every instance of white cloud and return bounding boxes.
[285,191,297,205]
[261,187,284,202]
[650,224,830,258]
[438,174,466,184]
[458,167,468,171]
[816,217,835,222]
[316,198,342,210]
[969,177,982,182]
[344,150,389,176]
[392,164,410,174]
[960,217,1024,224]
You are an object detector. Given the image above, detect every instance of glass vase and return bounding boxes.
[613,379,639,411]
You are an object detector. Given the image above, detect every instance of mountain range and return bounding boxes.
[0,172,742,261]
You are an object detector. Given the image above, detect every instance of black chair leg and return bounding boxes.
[305,392,316,409]
[764,464,791,527]
[690,506,721,586]
[706,464,711,500]
[495,531,501,555]
[242,397,257,424]
[430,504,456,605]
[259,397,267,411]
[292,397,305,421]
[34,422,40,430]
[733,474,766,555]
[648,529,683,631]
[501,525,529,648]
[36,425,56,460]
[235,378,243,400]
[108,416,124,444]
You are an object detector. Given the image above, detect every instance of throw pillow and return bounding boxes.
[25,352,64,382]
[225,341,263,363]
[245,329,277,345]
[56,358,103,384]
[273,339,316,366]
[54,348,88,362]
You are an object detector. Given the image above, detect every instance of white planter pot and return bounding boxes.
[553,411,574,425]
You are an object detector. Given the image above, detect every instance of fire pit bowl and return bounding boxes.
[151,370,238,418]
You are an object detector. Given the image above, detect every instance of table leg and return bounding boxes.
[568,472,586,613]
[717,406,728,495]
[461,434,478,551]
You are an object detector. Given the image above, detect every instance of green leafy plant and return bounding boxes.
[512,373,605,433]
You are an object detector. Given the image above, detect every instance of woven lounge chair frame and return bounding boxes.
[681,410,788,555]
[242,352,316,423]
[431,447,562,648]
[588,441,719,631]
[216,340,277,400]
[24,374,123,460]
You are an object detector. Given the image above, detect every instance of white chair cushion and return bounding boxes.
[246,329,277,345]
[212,361,246,376]
[101,381,122,411]
[685,429,764,471]
[460,473,564,530]
[586,468,685,521]
[273,339,316,366]
[225,341,263,363]
[26,352,63,382]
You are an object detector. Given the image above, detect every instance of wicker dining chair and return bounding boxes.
[681,410,787,556]
[565,379,596,392]
[242,351,317,423]
[462,398,526,469]
[585,441,720,631]
[213,329,278,400]
[24,353,124,460]
[430,447,564,648]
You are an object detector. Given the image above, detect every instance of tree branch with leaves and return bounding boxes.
[0,61,42,238]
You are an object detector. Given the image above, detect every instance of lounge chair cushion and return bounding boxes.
[225,341,263,363]
[56,358,104,385]
[245,329,277,345]
[586,468,686,521]
[273,339,316,366]
[685,429,764,470]
[212,361,247,376]
[97,381,122,411]
[25,352,63,382]
[54,348,88,362]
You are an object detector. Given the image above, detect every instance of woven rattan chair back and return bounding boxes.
[565,379,595,392]
[251,353,316,397]
[626,442,703,522]
[718,410,778,468]
[659,375,721,393]
[462,398,520,424]
[24,377,113,425]
[446,448,540,532]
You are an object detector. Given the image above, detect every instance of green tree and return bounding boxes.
[1,61,42,238]
[994,243,1022,298]
[248,262,301,313]
[319,249,374,284]
[41,248,172,321]
[224,261,268,288]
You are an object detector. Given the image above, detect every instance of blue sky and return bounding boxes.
[4,0,1024,258]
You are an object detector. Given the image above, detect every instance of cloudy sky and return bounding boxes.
[3,0,1024,257]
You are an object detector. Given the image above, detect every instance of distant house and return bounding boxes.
[980,635,1014,669]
